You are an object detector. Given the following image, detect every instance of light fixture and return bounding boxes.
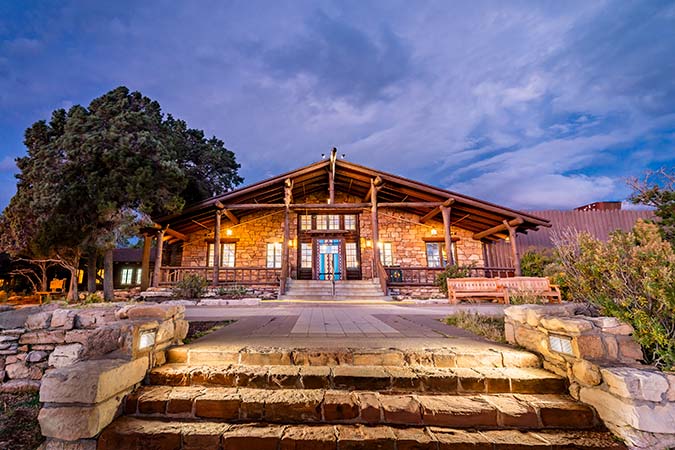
[226,228,233,236]
[138,330,156,351]
[365,239,373,248]
[431,228,438,236]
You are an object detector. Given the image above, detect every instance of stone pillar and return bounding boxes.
[140,234,152,291]
[152,229,165,288]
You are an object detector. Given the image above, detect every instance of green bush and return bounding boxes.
[435,264,474,295]
[520,248,571,300]
[173,274,208,299]
[554,220,675,370]
[82,292,103,304]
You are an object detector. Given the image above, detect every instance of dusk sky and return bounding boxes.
[1,1,674,211]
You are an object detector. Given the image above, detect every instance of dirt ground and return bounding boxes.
[0,391,43,450]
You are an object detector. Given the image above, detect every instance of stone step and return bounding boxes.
[149,364,566,394]
[99,417,626,450]
[126,386,597,430]
[277,295,392,301]
[166,346,543,369]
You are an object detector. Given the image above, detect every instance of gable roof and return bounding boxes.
[155,158,550,238]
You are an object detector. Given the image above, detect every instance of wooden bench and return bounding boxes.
[498,277,562,304]
[35,278,67,304]
[447,277,508,304]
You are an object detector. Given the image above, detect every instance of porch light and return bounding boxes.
[431,228,438,236]
[226,228,233,236]
[365,239,373,248]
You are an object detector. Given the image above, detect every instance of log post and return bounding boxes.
[280,208,290,295]
[103,249,114,301]
[503,220,522,276]
[370,178,380,275]
[213,210,222,287]
[140,234,152,292]
[440,205,454,266]
[328,169,335,204]
[152,229,165,288]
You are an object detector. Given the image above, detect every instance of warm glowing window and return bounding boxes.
[208,243,236,267]
[327,215,340,230]
[121,268,134,285]
[266,242,283,268]
[300,243,312,268]
[316,215,328,230]
[135,269,142,284]
[379,242,393,266]
[344,215,356,230]
[300,215,312,230]
[346,242,358,268]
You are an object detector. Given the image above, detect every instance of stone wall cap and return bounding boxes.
[125,304,181,320]
[539,316,594,334]
[601,366,669,403]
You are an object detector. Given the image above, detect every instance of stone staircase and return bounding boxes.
[279,279,392,301]
[98,346,625,449]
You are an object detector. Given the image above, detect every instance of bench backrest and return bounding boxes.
[498,277,551,290]
[50,278,66,291]
[447,277,500,291]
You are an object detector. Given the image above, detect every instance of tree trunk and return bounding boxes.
[39,261,48,292]
[87,252,97,293]
[103,249,114,301]
[67,267,78,302]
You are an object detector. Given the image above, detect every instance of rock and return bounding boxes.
[601,367,669,402]
[19,330,67,345]
[65,326,122,358]
[50,309,77,330]
[38,394,126,440]
[114,304,135,320]
[75,308,118,329]
[617,335,644,361]
[539,316,594,334]
[43,438,98,450]
[0,379,41,393]
[126,305,179,320]
[575,335,605,359]
[27,350,49,363]
[155,320,175,344]
[6,361,30,379]
[572,360,601,386]
[174,319,189,341]
[26,311,53,330]
[49,343,84,368]
[0,334,19,343]
[667,373,675,402]
[0,305,55,329]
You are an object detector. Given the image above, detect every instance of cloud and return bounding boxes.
[0,156,15,172]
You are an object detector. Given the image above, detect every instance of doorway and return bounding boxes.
[315,238,344,280]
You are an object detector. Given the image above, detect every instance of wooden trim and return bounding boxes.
[291,203,370,209]
[165,228,188,241]
[205,238,240,244]
[422,236,460,242]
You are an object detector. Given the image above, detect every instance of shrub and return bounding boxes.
[554,221,675,370]
[435,264,474,295]
[81,292,103,304]
[217,285,247,298]
[173,274,208,299]
[520,248,571,300]
[444,312,505,343]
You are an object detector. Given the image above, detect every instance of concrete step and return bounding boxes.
[126,386,596,430]
[277,295,392,302]
[99,417,626,449]
[166,346,543,369]
[149,364,566,394]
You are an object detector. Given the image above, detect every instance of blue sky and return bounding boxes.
[1,1,674,210]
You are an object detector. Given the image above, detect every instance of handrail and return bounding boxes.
[158,266,281,286]
[374,257,389,295]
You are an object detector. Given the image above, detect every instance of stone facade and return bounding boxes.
[505,304,675,450]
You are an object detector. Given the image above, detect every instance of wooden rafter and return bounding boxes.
[420,198,455,224]
[472,217,524,240]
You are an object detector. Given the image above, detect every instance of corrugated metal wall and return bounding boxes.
[484,209,655,267]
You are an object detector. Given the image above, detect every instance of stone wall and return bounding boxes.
[505,304,675,450]
[0,303,187,449]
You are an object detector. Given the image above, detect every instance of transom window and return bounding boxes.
[208,243,236,267]
[299,214,358,231]
[266,242,283,268]
[379,242,393,266]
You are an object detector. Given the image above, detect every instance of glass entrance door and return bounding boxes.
[316,238,343,280]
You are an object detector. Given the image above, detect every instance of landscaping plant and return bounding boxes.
[435,264,473,295]
[173,273,208,299]
[554,220,675,370]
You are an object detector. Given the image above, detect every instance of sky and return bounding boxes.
[1,0,674,211]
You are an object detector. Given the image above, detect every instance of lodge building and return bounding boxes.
[142,150,550,297]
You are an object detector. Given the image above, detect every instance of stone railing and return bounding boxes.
[505,304,675,450]
[0,302,188,449]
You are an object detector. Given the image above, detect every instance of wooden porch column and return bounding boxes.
[280,178,293,295]
[328,170,335,204]
[503,220,522,276]
[440,205,454,266]
[140,234,152,292]
[213,211,222,286]
[152,229,165,288]
[370,178,380,274]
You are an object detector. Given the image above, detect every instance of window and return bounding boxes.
[121,268,134,285]
[316,215,328,230]
[327,214,340,230]
[267,242,282,268]
[300,243,312,268]
[135,269,142,285]
[300,215,312,230]
[344,215,356,230]
[208,243,236,267]
[425,242,453,267]
[379,242,393,266]
[346,242,358,268]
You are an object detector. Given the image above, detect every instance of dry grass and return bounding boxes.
[0,391,43,450]
[444,311,506,343]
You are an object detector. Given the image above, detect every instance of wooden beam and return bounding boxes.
[280,207,290,295]
[363,185,373,202]
[420,198,455,224]
[152,229,165,288]
[291,202,371,210]
[328,170,335,204]
[165,228,188,241]
[220,204,285,209]
[441,205,454,266]
[223,209,239,225]
[140,234,152,292]
[504,220,522,276]
[214,200,225,209]
[378,202,444,208]
[472,217,524,240]
[212,211,221,287]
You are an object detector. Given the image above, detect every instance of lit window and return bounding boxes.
[344,215,356,230]
[300,215,312,230]
[135,269,142,284]
[379,242,393,266]
[315,215,328,230]
[266,242,283,268]
[300,243,312,268]
[426,243,443,268]
[121,268,134,285]
[208,243,236,267]
[327,215,340,230]
[346,242,358,268]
